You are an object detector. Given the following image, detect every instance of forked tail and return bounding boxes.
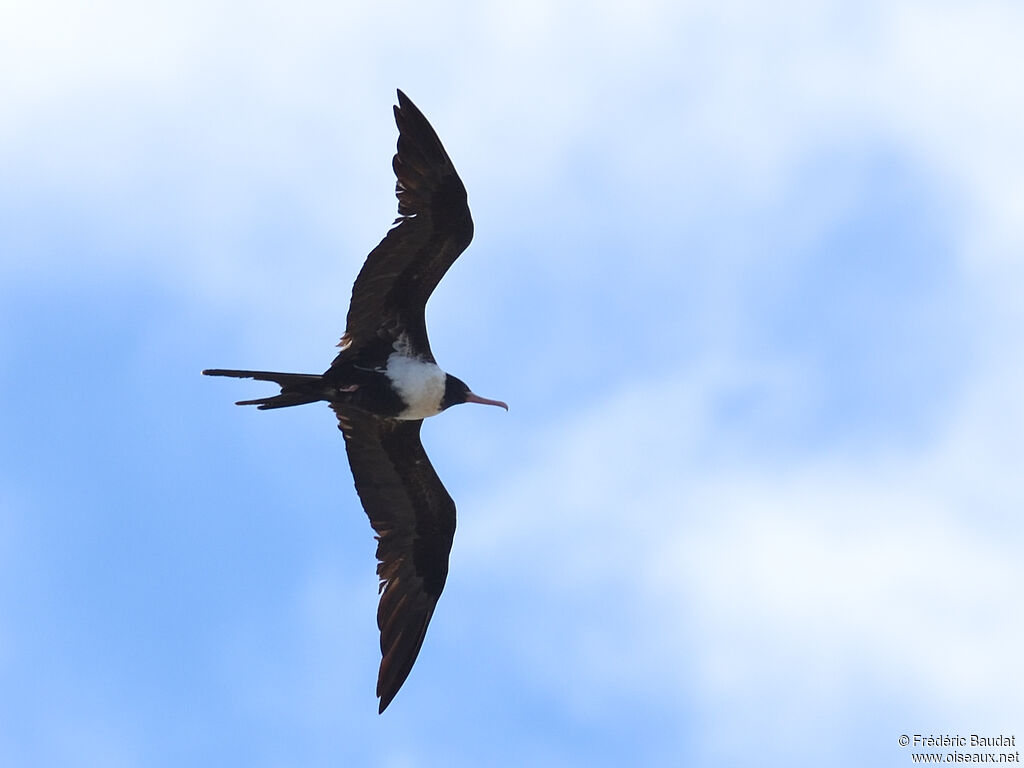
[202,369,325,410]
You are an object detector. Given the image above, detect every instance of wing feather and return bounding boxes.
[333,90,473,364]
[333,405,456,713]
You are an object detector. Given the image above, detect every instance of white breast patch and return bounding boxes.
[385,353,446,419]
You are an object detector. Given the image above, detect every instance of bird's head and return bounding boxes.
[442,375,509,412]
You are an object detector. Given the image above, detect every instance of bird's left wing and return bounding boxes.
[332,405,456,713]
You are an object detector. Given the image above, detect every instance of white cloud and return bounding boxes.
[456,345,1024,756]
[3,0,1020,400]
[6,1,1023,266]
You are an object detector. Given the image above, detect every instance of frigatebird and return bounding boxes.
[203,90,507,713]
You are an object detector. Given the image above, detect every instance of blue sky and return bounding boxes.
[2,1,1023,766]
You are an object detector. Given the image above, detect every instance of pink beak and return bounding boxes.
[465,391,509,411]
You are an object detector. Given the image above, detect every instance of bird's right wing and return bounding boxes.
[331,90,474,365]
[332,404,457,713]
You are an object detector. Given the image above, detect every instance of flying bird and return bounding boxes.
[203,90,507,713]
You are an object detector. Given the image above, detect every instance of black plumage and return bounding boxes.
[203,90,506,713]
[335,89,474,363]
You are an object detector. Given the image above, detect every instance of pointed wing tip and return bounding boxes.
[376,660,405,714]
[393,89,432,131]
[395,89,413,113]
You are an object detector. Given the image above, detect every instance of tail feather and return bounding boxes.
[202,368,325,410]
